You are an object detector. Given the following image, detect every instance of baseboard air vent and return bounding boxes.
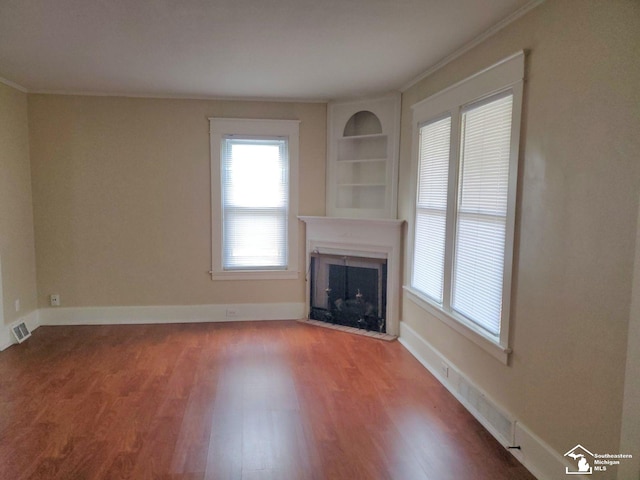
[11,321,31,343]
[456,376,515,446]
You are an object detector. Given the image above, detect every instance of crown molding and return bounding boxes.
[27,88,328,104]
[0,75,28,93]
[400,0,545,92]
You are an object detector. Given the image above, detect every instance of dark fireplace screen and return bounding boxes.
[309,253,387,333]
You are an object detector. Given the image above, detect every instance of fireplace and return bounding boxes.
[310,253,387,332]
[299,216,404,337]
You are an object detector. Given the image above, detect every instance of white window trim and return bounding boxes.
[405,51,524,364]
[209,118,300,281]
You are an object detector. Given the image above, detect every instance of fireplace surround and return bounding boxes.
[299,216,403,337]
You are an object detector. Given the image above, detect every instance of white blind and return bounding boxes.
[221,137,289,270]
[452,93,513,335]
[412,116,451,303]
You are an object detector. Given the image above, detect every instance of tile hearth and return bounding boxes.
[297,319,396,341]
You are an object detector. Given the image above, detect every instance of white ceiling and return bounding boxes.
[0,0,535,101]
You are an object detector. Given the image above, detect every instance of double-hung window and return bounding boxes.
[209,118,299,280]
[407,52,524,362]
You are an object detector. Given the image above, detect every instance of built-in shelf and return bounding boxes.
[336,158,386,163]
[338,132,387,140]
[336,185,386,209]
[337,135,387,162]
[337,183,386,187]
[327,94,400,219]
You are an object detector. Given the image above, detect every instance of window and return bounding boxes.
[221,137,288,270]
[453,93,513,336]
[414,115,451,304]
[209,118,299,280]
[407,52,524,362]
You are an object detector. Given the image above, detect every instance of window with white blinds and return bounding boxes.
[452,93,513,336]
[209,118,299,280]
[221,137,289,270]
[412,116,451,303]
[408,52,523,359]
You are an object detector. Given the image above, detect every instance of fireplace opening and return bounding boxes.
[309,253,387,333]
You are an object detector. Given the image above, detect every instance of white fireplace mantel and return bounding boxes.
[298,216,404,336]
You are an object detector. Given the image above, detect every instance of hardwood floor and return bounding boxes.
[0,321,534,479]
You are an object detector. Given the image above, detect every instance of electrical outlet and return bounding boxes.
[14,298,20,312]
[50,294,61,307]
[441,361,449,378]
[225,308,237,318]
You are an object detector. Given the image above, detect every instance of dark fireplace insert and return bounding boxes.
[309,253,387,333]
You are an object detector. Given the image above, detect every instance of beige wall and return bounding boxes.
[399,0,640,464]
[28,95,326,308]
[619,191,640,478]
[0,82,38,325]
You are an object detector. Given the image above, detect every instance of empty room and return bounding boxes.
[0,0,638,479]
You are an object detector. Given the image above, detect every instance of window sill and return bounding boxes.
[403,286,511,364]
[210,270,299,281]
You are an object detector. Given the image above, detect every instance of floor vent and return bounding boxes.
[456,376,514,445]
[11,321,31,343]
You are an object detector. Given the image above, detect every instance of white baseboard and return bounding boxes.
[1,302,303,350]
[399,321,577,480]
[0,323,13,351]
[512,421,590,480]
[0,310,41,351]
[39,302,306,326]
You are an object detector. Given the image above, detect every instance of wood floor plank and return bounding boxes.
[0,321,535,479]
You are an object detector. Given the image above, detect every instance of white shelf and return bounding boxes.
[336,158,386,163]
[337,133,387,140]
[337,183,386,188]
[337,159,385,185]
[337,134,387,162]
[326,94,400,219]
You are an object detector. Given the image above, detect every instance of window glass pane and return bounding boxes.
[224,139,287,208]
[417,117,451,210]
[453,214,506,334]
[452,94,513,335]
[222,137,289,270]
[223,209,287,269]
[413,210,447,302]
[412,116,451,303]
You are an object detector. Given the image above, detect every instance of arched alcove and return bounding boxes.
[343,111,382,137]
